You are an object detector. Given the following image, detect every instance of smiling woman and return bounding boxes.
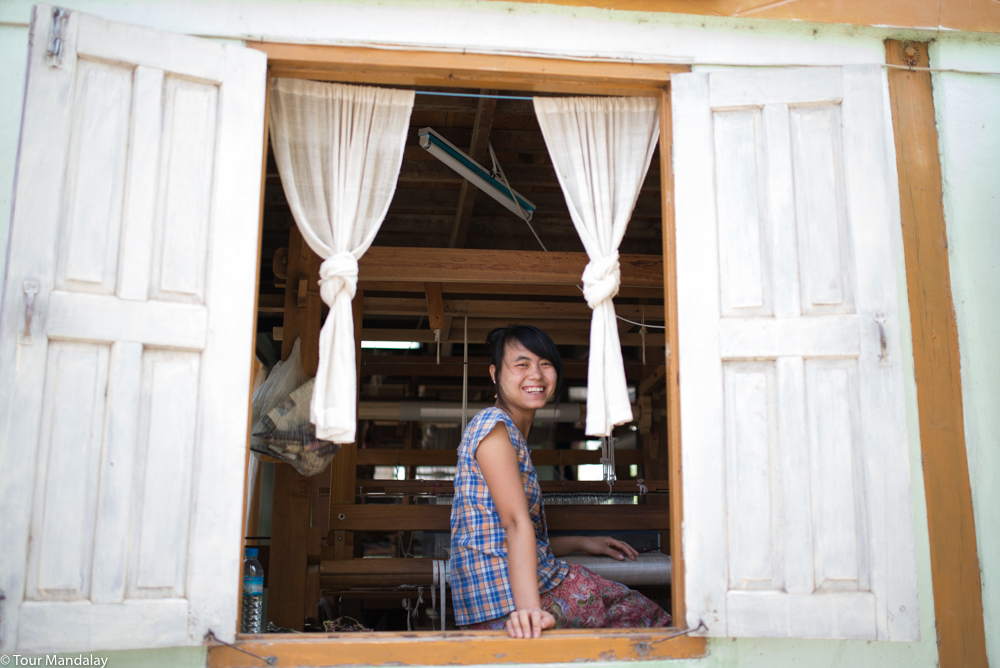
[450,326,671,637]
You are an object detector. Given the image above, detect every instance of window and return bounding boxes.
[0,5,923,664]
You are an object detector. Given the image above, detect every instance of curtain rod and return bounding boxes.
[415,90,535,101]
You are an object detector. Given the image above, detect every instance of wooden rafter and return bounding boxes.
[360,280,664,299]
[359,247,663,287]
[363,297,665,321]
[450,90,498,248]
[361,327,664,347]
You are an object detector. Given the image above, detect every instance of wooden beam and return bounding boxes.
[397,158,661,191]
[360,280,665,300]
[361,327,664,347]
[280,227,304,361]
[211,628,706,666]
[268,464,312,631]
[355,448,643,467]
[638,364,667,396]
[407,128,549,154]
[450,90,498,248]
[250,43,685,96]
[885,40,988,668]
[257,293,284,314]
[358,355,645,381]
[328,504,668,532]
[424,283,445,331]
[359,247,662,287]
[364,297,664,321]
[661,86,687,630]
[356,480,669,495]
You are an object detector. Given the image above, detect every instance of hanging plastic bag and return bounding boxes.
[250,338,310,460]
[254,377,341,476]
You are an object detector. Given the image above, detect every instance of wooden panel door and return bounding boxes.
[0,5,266,653]
[673,66,919,640]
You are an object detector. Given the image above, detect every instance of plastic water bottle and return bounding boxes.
[241,547,264,633]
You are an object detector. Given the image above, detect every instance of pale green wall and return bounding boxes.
[0,24,27,285]
[2,2,996,666]
[932,36,1000,668]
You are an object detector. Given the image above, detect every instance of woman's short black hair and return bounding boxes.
[486,325,564,405]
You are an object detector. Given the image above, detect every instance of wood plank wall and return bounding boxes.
[885,39,988,668]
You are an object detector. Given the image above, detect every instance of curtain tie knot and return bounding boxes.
[582,252,621,309]
[318,252,358,306]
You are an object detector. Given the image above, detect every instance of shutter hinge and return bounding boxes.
[45,7,71,68]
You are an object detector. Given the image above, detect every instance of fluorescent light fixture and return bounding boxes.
[418,127,536,221]
[361,341,421,350]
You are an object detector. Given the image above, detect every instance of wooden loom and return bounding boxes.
[254,85,672,630]
[259,233,672,630]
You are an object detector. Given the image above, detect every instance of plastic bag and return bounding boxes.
[253,377,341,477]
[249,338,310,460]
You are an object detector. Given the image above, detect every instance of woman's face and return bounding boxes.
[490,340,558,411]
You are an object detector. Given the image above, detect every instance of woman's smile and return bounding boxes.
[491,340,559,418]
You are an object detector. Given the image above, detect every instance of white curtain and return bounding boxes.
[534,97,659,437]
[269,79,414,443]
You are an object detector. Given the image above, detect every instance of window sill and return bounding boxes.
[208,628,707,666]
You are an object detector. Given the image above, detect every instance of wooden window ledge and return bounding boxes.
[207,629,707,666]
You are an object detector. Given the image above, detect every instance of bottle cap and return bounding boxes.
[245,547,258,558]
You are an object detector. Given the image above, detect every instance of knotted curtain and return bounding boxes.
[534,97,660,436]
[269,79,414,443]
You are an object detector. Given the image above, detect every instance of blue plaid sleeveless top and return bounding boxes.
[450,407,569,626]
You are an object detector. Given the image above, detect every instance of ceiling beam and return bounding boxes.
[450,91,498,248]
[364,296,664,321]
[396,159,661,191]
[359,247,663,287]
[424,283,446,331]
[360,280,664,300]
[362,327,664,347]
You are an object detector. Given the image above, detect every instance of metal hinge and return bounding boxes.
[45,7,71,68]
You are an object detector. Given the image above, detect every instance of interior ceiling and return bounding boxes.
[258,84,666,407]
[261,85,663,258]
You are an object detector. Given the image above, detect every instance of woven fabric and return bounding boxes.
[462,563,671,630]
[450,407,570,626]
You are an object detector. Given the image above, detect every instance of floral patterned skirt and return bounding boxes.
[462,563,671,630]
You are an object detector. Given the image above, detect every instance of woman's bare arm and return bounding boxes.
[549,536,638,560]
[476,424,554,638]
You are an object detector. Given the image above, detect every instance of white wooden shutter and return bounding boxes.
[673,66,919,640]
[0,5,266,653]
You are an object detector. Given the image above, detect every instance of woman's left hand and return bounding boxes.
[576,536,638,561]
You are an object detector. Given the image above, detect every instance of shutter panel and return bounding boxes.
[673,66,919,640]
[0,5,266,653]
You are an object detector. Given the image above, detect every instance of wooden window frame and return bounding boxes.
[213,41,986,667]
[209,44,702,666]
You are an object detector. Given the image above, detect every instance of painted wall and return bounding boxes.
[932,36,1000,668]
[1,1,995,665]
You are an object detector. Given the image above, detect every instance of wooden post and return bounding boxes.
[268,463,312,630]
[328,289,362,559]
[268,225,322,630]
[660,85,685,629]
[885,39,988,668]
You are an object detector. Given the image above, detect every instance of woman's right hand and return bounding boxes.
[505,608,555,638]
